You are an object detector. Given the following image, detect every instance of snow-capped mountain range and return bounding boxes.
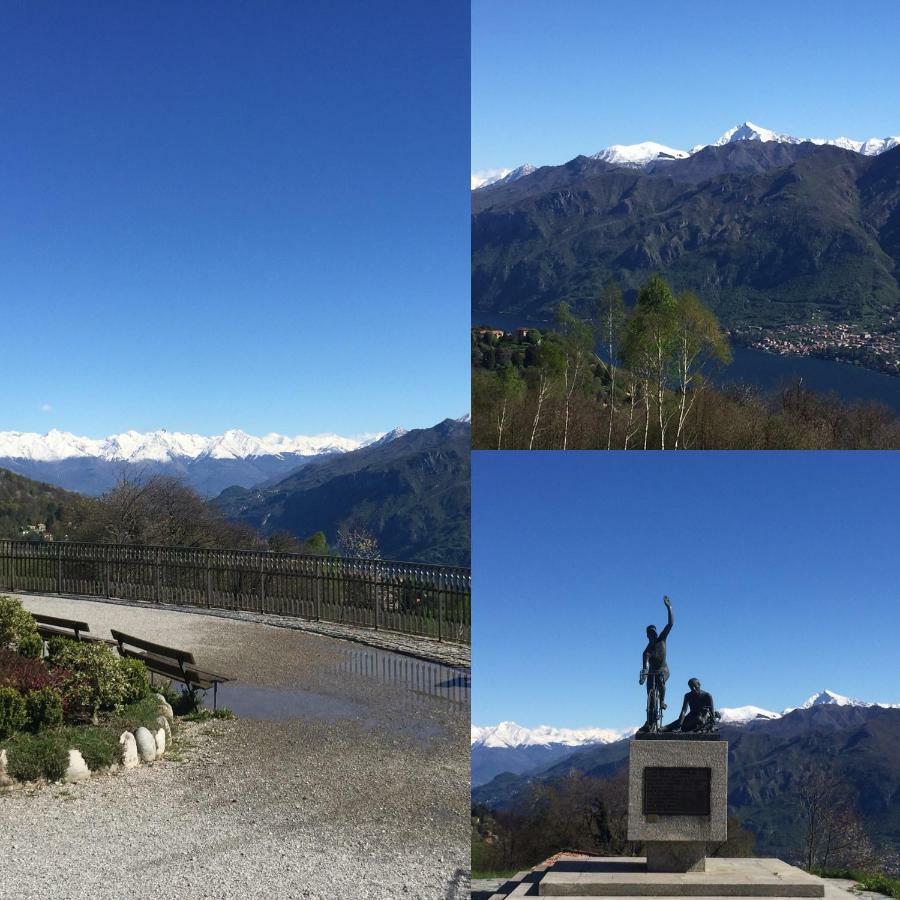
[471,690,900,787]
[473,690,900,748]
[0,428,381,463]
[0,427,403,497]
[473,120,900,188]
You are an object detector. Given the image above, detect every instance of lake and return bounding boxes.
[473,312,900,413]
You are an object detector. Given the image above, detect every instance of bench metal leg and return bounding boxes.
[213,681,218,712]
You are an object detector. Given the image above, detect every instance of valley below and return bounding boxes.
[474,311,900,413]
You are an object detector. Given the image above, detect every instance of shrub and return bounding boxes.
[67,726,119,770]
[3,731,68,782]
[118,657,151,705]
[17,632,43,660]
[0,596,39,651]
[49,642,127,722]
[45,634,78,662]
[0,648,68,694]
[24,687,63,732]
[0,686,27,739]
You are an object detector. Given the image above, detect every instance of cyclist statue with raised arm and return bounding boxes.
[638,595,673,733]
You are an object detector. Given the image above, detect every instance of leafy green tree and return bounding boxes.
[304,531,329,554]
[624,276,678,449]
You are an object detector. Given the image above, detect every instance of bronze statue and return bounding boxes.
[664,678,720,733]
[638,596,673,732]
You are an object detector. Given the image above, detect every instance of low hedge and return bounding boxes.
[0,687,27,739]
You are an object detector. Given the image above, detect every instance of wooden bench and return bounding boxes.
[32,613,110,644]
[109,629,230,710]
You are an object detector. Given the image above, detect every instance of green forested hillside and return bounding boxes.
[0,468,93,540]
[214,418,471,566]
[473,143,900,330]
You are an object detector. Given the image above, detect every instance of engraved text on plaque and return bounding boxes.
[643,766,711,816]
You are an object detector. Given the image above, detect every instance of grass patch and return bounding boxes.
[3,731,68,782]
[815,869,900,899]
[67,725,120,771]
[109,696,168,733]
[182,707,235,722]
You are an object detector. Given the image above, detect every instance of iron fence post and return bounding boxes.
[315,558,322,621]
[438,582,444,643]
[56,544,62,595]
[206,551,213,607]
[104,545,111,598]
[259,553,266,612]
[374,560,380,631]
[154,547,161,603]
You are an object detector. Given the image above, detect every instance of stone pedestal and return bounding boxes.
[627,737,728,872]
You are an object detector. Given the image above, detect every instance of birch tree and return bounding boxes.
[595,280,626,450]
[672,291,731,449]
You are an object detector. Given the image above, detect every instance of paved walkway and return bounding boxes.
[0,595,470,899]
[472,855,886,899]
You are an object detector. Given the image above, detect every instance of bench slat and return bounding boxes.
[32,613,91,632]
[36,624,111,645]
[119,648,227,689]
[110,629,196,665]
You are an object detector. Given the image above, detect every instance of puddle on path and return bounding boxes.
[335,646,470,705]
[214,683,364,721]
[212,645,469,730]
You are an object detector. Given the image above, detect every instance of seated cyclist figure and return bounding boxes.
[664,678,719,733]
[637,595,674,732]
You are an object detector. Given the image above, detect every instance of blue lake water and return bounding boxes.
[474,312,900,413]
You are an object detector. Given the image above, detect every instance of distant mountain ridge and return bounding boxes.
[474,701,900,857]
[472,138,900,331]
[474,120,900,187]
[471,691,899,788]
[0,428,389,497]
[214,417,471,566]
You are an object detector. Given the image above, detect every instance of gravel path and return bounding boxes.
[0,595,470,899]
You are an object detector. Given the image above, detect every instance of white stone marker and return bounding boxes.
[135,726,157,763]
[64,749,91,783]
[120,731,140,769]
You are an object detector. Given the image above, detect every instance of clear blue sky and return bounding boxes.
[473,0,900,176]
[472,452,900,731]
[1,1,469,438]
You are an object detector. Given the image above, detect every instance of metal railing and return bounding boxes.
[0,540,470,645]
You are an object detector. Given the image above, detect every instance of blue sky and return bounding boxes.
[1,1,469,438]
[472,452,900,730]
[473,0,900,177]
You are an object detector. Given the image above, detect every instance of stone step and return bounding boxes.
[540,872,825,898]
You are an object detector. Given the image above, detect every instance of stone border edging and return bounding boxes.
[0,694,175,789]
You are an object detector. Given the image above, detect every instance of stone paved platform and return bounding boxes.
[540,858,825,897]
[475,856,859,900]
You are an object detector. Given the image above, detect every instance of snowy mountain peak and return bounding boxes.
[593,141,689,168]
[800,689,859,708]
[476,121,900,187]
[473,164,536,191]
[471,721,632,748]
[712,121,801,148]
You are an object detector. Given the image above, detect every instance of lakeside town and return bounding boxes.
[731,317,900,377]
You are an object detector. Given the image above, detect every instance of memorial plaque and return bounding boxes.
[642,766,711,816]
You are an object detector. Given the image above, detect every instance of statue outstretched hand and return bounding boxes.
[663,595,671,609]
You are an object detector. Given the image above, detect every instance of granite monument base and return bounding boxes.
[627,737,728,873]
